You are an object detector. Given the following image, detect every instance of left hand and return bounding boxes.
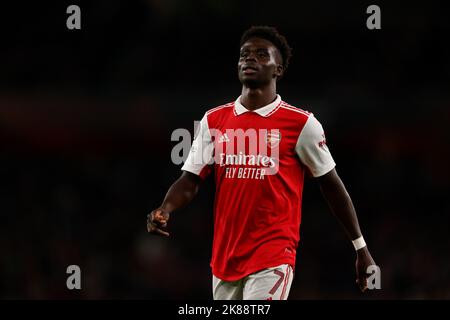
[355,247,376,292]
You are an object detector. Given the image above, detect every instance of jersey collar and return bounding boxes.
[233,94,282,117]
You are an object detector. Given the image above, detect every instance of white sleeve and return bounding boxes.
[181,113,214,178]
[295,115,336,177]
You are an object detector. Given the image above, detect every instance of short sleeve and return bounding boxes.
[181,113,214,179]
[295,115,336,177]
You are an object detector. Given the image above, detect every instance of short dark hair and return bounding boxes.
[240,26,292,72]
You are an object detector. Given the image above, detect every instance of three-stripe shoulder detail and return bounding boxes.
[206,102,234,115]
[280,102,311,117]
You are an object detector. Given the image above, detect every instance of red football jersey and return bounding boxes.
[182,95,336,281]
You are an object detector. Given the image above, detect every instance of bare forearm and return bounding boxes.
[317,169,376,291]
[160,171,201,212]
[318,169,362,240]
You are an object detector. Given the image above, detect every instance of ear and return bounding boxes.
[274,64,284,79]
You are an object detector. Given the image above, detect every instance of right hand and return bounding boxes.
[147,208,170,237]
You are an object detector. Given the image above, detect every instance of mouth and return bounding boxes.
[242,65,258,74]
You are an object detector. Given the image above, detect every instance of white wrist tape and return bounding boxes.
[352,236,367,251]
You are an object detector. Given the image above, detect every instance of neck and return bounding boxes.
[240,82,277,111]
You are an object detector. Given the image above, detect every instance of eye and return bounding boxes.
[240,52,248,58]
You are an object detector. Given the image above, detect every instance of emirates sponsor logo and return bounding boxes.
[219,152,276,168]
[171,124,281,176]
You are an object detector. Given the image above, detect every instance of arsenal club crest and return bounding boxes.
[266,130,282,148]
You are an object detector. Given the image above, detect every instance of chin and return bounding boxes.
[239,76,265,89]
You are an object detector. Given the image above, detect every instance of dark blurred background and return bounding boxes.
[0,0,449,299]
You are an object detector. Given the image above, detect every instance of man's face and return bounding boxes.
[238,37,283,88]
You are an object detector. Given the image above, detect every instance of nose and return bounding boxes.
[245,52,257,63]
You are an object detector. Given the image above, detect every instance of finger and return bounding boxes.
[153,210,161,217]
[147,221,160,231]
[151,210,169,223]
[147,212,155,224]
[356,277,368,292]
[147,221,157,232]
[154,219,168,228]
[147,212,165,227]
[154,210,165,219]
[147,221,170,236]
[151,220,168,228]
[155,209,170,221]
[150,227,170,237]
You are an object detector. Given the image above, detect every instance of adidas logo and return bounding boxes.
[218,133,230,143]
